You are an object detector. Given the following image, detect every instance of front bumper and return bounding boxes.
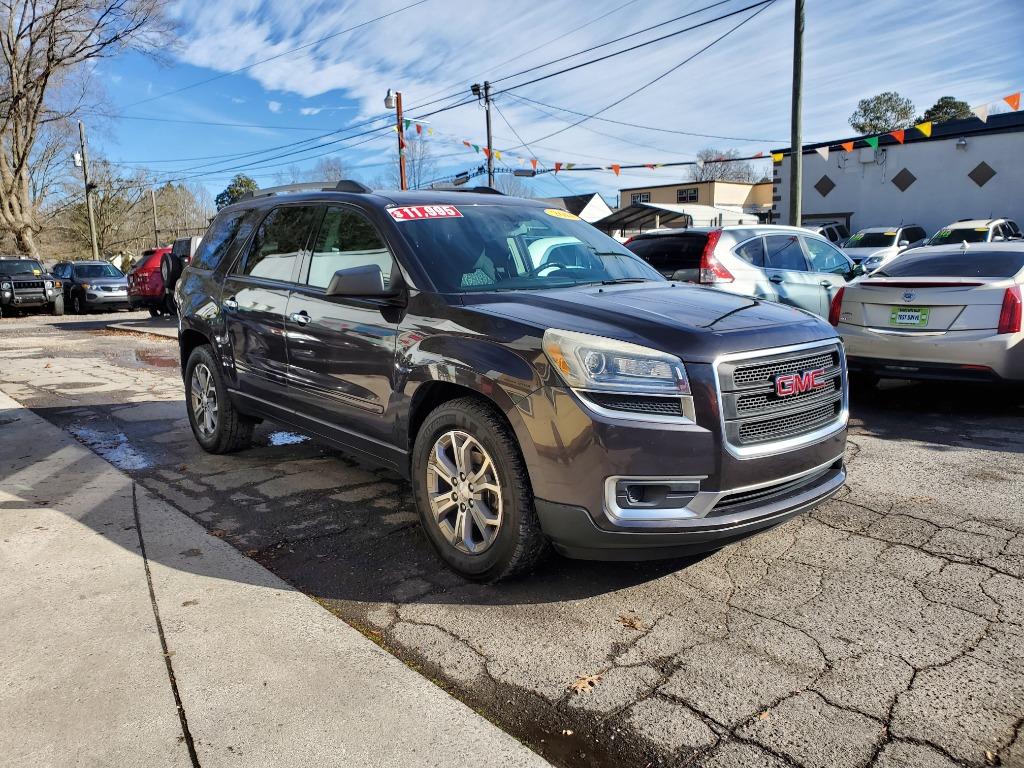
[841,323,1024,381]
[84,290,130,308]
[1,288,56,309]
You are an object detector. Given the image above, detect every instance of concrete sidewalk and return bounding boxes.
[0,390,548,768]
[108,316,178,339]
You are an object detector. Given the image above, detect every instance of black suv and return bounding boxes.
[0,256,64,316]
[176,182,848,581]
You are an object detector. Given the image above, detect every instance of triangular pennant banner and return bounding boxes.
[815,146,829,160]
[890,129,905,144]
[554,162,562,174]
[471,144,480,153]
[403,119,411,130]
[566,163,576,170]
[494,150,502,160]
[530,158,538,170]
[427,127,434,136]
[840,141,855,152]
[462,140,471,148]
[482,147,490,157]
[644,163,655,170]
[770,153,783,163]
[753,151,764,158]
[1005,92,1021,111]
[864,136,879,149]
[973,104,989,123]
[915,121,932,137]
[611,164,621,176]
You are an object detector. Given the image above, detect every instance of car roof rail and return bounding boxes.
[240,179,373,200]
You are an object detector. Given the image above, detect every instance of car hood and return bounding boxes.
[81,276,127,287]
[462,282,836,364]
[844,246,897,260]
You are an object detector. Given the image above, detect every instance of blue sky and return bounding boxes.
[89,0,1024,205]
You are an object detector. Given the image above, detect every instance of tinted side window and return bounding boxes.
[194,210,248,271]
[307,207,394,289]
[625,235,706,275]
[239,206,319,281]
[764,235,808,271]
[734,237,764,267]
[803,237,850,273]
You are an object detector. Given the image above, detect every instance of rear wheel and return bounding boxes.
[184,344,255,454]
[71,293,84,314]
[411,397,548,581]
[148,307,162,318]
[163,293,177,316]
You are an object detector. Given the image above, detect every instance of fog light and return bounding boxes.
[615,479,700,510]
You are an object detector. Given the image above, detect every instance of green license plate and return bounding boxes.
[889,306,930,327]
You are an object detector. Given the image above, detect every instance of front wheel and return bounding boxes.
[184,344,255,454]
[411,397,549,581]
[50,295,65,316]
[71,294,84,314]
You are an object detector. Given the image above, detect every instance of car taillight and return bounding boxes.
[698,229,732,284]
[828,286,845,326]
[623,237,634,246]
[998,285,1022,334]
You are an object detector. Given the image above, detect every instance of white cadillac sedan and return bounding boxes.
[829,242,1024,384]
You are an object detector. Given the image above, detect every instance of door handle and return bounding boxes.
[768,275,784,284]
[222,298,238,310]
[289,311,312,325]
[819,281,834,288]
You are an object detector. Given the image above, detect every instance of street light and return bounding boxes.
[384,88,407,190]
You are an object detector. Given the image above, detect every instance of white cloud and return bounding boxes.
[267,100,282,113]
[231,96,246,104]
[299,107,322,115]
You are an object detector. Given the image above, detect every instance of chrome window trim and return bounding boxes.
[713,339,849,459]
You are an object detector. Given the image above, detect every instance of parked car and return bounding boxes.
[0,256,63,317]
[832,242,1024,384]
[161,236,202,314]
[175,182,848,581]
[925,218,1022,246]
[624,225,860,319]
[804,221,851,244]
[128,246,173,316]
[52,260,129,314]
[843,225,928,272]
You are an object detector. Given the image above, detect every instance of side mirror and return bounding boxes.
[898,240,909,248]
[993,235,1006,242]
[326,264,401,299]
[847,263,866,279]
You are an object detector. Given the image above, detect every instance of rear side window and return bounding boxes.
[307,207,393,289]
[879,250,1024,278]
[803,237,850,273]
[764,235,808,271]
[903,227,926,243]
[193,211,248,270]
[238,206,319,281]
[733,237,764,267]
[625,235,706,275]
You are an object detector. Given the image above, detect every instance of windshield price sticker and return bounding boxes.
[388,205,462,221]
[544,208,580,220]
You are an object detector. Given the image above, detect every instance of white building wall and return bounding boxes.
[772,129,1024,236]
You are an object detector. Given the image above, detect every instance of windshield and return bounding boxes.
[1,259,44,275]
[877,250,1024,278]
[927,227,988,245]
[846,232,896,248]
[74,263,123,279]
[393,203,663,292]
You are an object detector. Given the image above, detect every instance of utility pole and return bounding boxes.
[150,188,159,247]
[471,82,495,188]
[788,0,804,227]
[78,120,100,260]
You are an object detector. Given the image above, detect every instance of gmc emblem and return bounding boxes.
[775,368,827,397]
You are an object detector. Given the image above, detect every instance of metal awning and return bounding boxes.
[592,202,761,233]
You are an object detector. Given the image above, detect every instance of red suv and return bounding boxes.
[128,247,172,316]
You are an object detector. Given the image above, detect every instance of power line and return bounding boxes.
[492,101,577,196]
[121,0,433,109]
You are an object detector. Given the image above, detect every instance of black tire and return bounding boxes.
[411,396,549,582]
[163,293,178,317]
[161,253,182,292]
[71,293,84,315]
[148,307,162,318]
[50,295,64,315]
[184,344,255,454]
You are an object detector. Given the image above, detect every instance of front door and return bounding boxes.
[221,204,319,403]
[763,233,822,315]
[284,204,401,447]
[801,236,853,316]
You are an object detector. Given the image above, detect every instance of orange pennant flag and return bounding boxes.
[753,151,764,158]
[841,141,855,152]
[1005,92,1021,111]
[482,147,490,158]
[890,129,905,144]
[530,158,538,170]
[554,162,562,173]
[462,140,471,148]
[611,164,621,176]
[915,121,932,137]
[415,123,422,135]
[644,163,655,170]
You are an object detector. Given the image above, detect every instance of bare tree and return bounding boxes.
[0,0,173,256]
[689,148,762,183]
[389,136,436,190]
[273,156,346,185]
[492,173,532,197]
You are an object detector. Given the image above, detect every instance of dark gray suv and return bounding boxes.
[176,182,848,581]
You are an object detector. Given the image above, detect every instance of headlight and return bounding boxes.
[80,282,90,289]
[1,281,10,290]
[45,280,53,289]
[543,328,691,396]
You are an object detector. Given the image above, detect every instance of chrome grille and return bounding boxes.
[716,343,846,454]
[13,279,44,290]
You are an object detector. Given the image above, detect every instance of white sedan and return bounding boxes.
[830,242,1024,383]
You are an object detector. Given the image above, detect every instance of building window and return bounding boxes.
[676,187,698,203]
[630,192,651,205]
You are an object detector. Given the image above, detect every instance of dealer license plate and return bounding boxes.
[889,307,929,327]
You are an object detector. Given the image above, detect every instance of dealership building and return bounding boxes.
[771,111,1024,237]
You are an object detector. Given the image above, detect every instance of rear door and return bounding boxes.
[802,236,853,316]
[625,233,706,282]
[284,204,401,446]
[221,204,319,403]
[763,233,821,314]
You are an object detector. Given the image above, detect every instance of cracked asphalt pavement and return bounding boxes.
[1,312,1022,768]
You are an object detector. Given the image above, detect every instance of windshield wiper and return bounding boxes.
[600,277,649,285]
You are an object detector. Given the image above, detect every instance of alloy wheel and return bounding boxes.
[426,430,503,555]
[190,362,218,438]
